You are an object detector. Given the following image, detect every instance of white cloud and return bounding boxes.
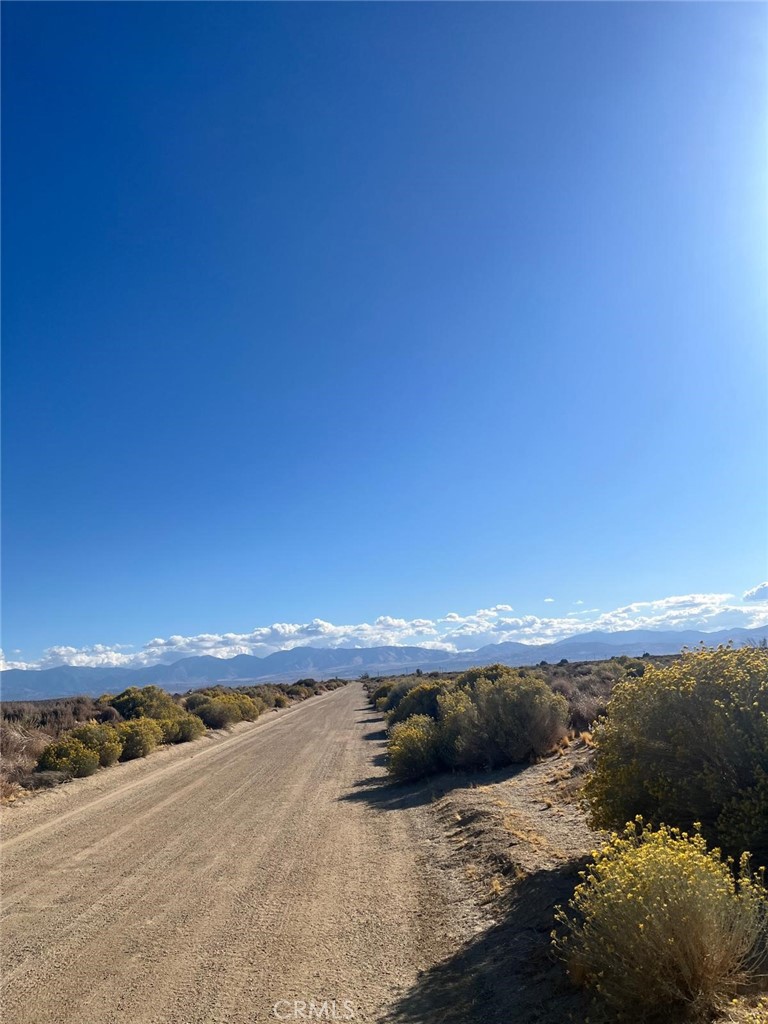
[5,589,768,672]
[543,597,555,603]
[743,582,768,603]
[0,650,29,672]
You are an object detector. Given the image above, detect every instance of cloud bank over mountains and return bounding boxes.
[743,581,768,603]
[3,586,767,673]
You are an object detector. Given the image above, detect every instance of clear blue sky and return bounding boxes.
[3,2,767,666]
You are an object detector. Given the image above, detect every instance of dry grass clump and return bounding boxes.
[0,721,52,791]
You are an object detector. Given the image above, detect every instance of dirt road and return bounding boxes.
[0,684,478,1024]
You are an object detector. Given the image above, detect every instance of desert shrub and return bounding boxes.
[156,715,205,743]
[191,698,241,729]
[24,770,68,789]
[720,996,768,1023]
[568,692,607,733]
[172,713,206,742]
[370,682,395,706]
[553,820,768,1021]
[551,677,577,701]
[184,691,214,712]
[185,692,263,728]
[387,681,454,727]
[250,696,268,716]
[222,693,264,721]
[464,674,568,767]
[96,704,122,724]
[585,646,768,863]
[2,696,103,735]
[569,672,604,695]
[239,684,279,707]
[0,721,52,784]
[455,663,513,690]
[234,685,292,709]
[385,671,568,777]
[380,678,421,713]
[387,715,442,780]
[0,777,19,800]
[436,688,486,768]
[69,723,123,766]
[108,685,180,721]
[157,717,182,743]
[286,684,314,700]
[116,718,163,760]
[623,657,647,678]
[37,737,100,777]
[0,701,36,725]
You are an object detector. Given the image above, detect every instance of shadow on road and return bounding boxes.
[380,861,590,1024]
[347,701,592,1023]
[361,728,388,742]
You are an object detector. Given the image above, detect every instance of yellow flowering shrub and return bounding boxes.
[222,693,264,721]
[68,723,123,766]
[157,713,206,744]
[585,646,768,863]
[116,717,163,760]
[553,820,768,1021]
[186,691,265,728]
[720,995,768,1023]
[37,737,100,777]
[387,714,442,780]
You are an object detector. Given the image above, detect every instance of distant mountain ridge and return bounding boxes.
[2,626,766,701]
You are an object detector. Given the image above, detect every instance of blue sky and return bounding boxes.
[3,3,767,669]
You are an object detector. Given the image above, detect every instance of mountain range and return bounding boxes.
[2,625,766,701]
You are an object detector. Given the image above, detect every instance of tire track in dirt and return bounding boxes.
[1,684,479,1024]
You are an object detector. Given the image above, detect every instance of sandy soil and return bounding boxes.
[0,684,480,1024]
[377,743,603,1024]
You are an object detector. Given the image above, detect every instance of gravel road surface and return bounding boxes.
[1,684,477,1024]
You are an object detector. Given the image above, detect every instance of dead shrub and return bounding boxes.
[0,722,51,785]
